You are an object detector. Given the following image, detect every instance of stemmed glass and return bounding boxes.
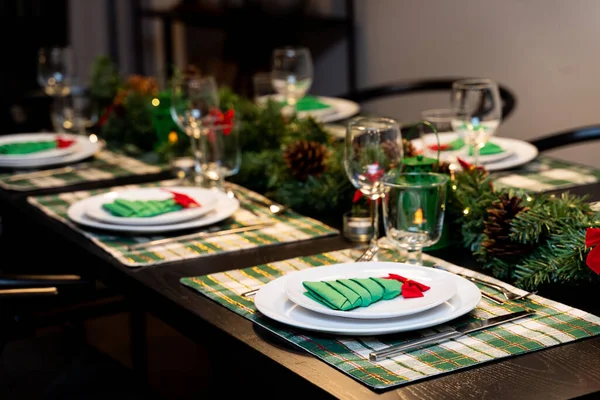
[344,117,403,251]
[170,75,220,185]
[271,47,313,115]
[382,173,449,265]
[204,118,241,190]
[38,47,73,97]
[450,79,502,167]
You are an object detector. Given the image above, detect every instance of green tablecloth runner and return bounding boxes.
[180,250,600,390]
[0,151,164,191]
[491,155,600,192]
[27,181,338,268]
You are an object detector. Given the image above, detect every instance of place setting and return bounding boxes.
[253,47,360,124]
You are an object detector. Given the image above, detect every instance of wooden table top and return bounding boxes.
[2,177,600,399]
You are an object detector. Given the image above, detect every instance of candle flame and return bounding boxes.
[414,208,424,224]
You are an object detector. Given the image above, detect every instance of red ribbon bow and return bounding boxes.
[209,108,235,135]
[56,137,75,148]
[457,157,485,171]
[160,189,200,208]
[385,273,431,298]
[586,228,600,274]
[352,163,384,203]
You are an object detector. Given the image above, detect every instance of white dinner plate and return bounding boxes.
[67,188,239,234]
[84,187,219,226]
[254,269,481,336]
[0,133,79,161]
[257,95,360,123]
[413,133,539,171]
[284,261,457,319]
[0,134,103,169]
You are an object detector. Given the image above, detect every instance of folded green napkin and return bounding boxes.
[0,140,57,155]
[102,198,183,218]
[279,95,331,112]
[447,138,504,155]
[302,277,402,311]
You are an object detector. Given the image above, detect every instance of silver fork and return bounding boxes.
[240,245,380,298]
[434,265,537,301]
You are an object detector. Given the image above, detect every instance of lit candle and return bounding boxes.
[414,208,424,225]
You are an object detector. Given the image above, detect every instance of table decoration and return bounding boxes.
[180,249,600,390]
[449,159,600,290]
[27,181,338,267]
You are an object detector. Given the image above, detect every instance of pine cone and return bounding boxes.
[283,140,330,181]
[381,140,402,168]
[436,161,453,174]
[403,138,418,158]
[481,193,531,257]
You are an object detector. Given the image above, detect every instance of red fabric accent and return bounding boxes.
[457,157,485,171]
[97,104,114,127]
[428,143,451,151]
[56,137,75,148]
[586,228,600,274]
[385,273,431,298]
[209,108,235,135]
[160,189,200,208]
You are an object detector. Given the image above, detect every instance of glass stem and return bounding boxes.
[370,196,379,248]
[190,128,203,185]
[406,246,423,265]
[472,139,481,167]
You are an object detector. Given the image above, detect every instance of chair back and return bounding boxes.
[338,77,517,121]
[529,125,600,152]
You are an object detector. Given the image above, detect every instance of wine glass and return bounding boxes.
[450,79,502,167]
[37,47,74,97]
[271,47,313,115]
[204,118,241,190]
[170,75,220,185]
[382,172,448,265]
[344,116,403,252]
[51,87,99,135]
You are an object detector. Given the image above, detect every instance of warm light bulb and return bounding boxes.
[151,98,160,106]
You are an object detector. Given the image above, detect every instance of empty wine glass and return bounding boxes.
[344,116,403,251]
[450,79,502,167]
[38,47,74,96]
[170,75,220,185]
[382,173,448,265]
[203,118,241,190]
[51,87,99,135]
[271,47,313,115]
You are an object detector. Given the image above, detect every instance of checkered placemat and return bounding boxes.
[0,151,164,191]
[492,156,600,192]
[181,249,600,390]
[27,181,338,267]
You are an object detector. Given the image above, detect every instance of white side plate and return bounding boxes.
[284,261,457,319]
[84,187,219,226]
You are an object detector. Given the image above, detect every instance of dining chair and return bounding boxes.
[337,77,517,121]
[529,124,600,152]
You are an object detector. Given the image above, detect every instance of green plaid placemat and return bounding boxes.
[492,155,600,192]
[0,151,163,191]
[27,181,338,268]
[181,249,600,390]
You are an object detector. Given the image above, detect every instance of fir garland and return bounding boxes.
[87,58,600,289]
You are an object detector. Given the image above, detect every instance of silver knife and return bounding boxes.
[369,310,535,361]
[127,222,276,250]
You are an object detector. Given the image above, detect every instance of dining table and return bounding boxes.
[2,145,600,400]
